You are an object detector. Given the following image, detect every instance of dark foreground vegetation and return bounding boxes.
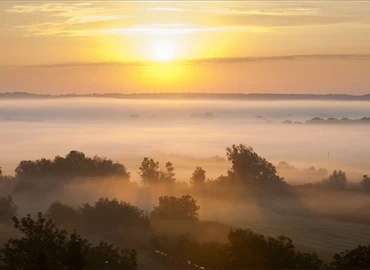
[2,195,370,269]
[1,144,370,269]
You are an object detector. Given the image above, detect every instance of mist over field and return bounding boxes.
[1,97,370,181]
[2,97,370,265]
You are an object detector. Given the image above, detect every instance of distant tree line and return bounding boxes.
[0,144,287,195]
[2,144,370,195]
[0,151,130,193]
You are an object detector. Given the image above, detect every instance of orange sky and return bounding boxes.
[1,1,370,94]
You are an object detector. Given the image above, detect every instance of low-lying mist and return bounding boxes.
[1,98,370,181]
[2,97,370,260]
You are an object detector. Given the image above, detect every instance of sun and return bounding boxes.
[152,40,174,62]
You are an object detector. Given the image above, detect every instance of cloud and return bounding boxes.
[16,54,370,69]
[4,2,370,38]
[146,7,186,12]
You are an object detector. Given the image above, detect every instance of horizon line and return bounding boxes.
[2,54,370,69]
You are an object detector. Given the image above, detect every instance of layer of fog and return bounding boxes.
[1,98,370,182]
[2,98,370,258]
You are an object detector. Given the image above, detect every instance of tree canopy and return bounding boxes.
[190,166,206,186]
[226,144,285,186]
[138,157,176,185]
[0,196,17,224]
[331,244,370,268]
[322,170,347,189]
[220,229,322,269]
[80,197,150,232]
[361,174,370,191]
[14,151,130,183]
[151,195,200,221]
[0,213,138,270]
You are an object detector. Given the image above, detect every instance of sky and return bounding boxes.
[1,1,370,94]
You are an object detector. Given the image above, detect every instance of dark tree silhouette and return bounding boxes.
[87,242,137,270]
[331,245,370,268]
[138,157,160,185]
[160,161,176,183]
[14,151,130,187]
[80,197,150,232]
[361,174,370,191]
[190,166,206,186]
[138,157,176,185]
[0,213,138,270]
[322,170,347,189]
[225,144,285,186]
[151,195,200,221]
[46,201,81,231]
[0,213,89,270]
[220,229,322,269]
[0,196,17,224]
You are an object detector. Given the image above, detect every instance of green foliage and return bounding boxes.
[226,144,284,186]
[0,196,17,224]
[0,213,138,270]
[331,245,370,268]
[151,195,200,221]
[138,157,176,185]
[220,229,323,269]
[190,166,206,186]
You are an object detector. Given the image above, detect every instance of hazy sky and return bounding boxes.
[1,1,370,94]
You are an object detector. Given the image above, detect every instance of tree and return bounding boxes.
[331,245,370,268]
[14,151,130,184]
[322,170,347,189]
[0,213,138,270]
[138,158,175,185]
[0,196,17,224]
[190,167,206,186]
[225,144,284,186]
[220,229,322,269]
[159,162,176,183]
[87,242,138,270]
[151,195,200,221]
[80,197,150,232]
[138,157,160,185]
[0,213,88,270]
[46,201,80,231]
[361,175,370,191]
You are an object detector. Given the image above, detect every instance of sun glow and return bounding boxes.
[152,39,174,61]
